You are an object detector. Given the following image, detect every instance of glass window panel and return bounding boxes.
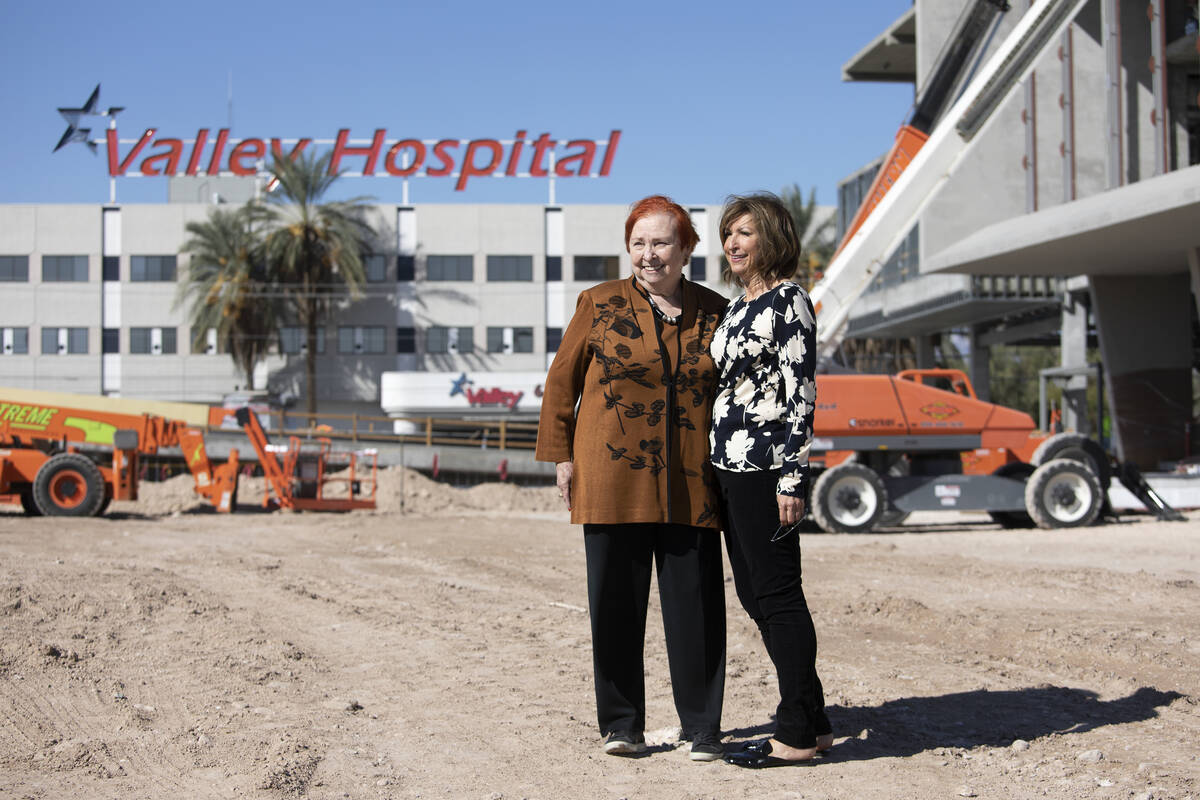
[365,254,387,283]
[427,255,473,281]
[396,255,415,281]
[364,326,386,353]
[161,327,177,354]
[455,326,473,354]
[487,255,532,281]
[338,326,356,354]
[13,328,29,354]
[574,256,619,281]
[689,256,706,282]
[545,255,562,282]
[426,326,449,354]
[102,256,119,281]
[42,328,59,354]
[486,327,505,353]
[396,326,416,353]
[130,328,152,354]
[546,327,562,353]
[513,327,534,353]
[68,328,87,353]
[0,255,29,282]
[102,328,120,354]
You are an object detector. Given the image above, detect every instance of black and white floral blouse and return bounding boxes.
[708,281,817,497]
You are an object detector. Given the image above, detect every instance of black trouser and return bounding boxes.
[583,523,725,738]
[714,467,831,749]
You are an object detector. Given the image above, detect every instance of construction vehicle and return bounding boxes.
[801,0,1183,532]
[0,393,377,516]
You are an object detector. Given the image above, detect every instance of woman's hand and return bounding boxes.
[777,493,805,526]
[556,461,574,510]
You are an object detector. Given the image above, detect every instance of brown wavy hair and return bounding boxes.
[719,192,800,288]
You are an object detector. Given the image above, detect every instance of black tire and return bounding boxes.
[1024,459,1103,530]
[812,463,887,533]
[18,486,43,516]
[1031,433,1111,491]
[33,453,106,517]
[988,462,1036,529]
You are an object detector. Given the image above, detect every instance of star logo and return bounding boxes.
[54,83,125,153]
[449,372,473,398]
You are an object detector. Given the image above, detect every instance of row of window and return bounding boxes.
[1,325,561,356]
[0,253,710,284]
[1,326,176,355]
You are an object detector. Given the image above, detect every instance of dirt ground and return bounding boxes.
[2,469,1198,800]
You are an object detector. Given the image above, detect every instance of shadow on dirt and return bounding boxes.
[727,686,1184,759]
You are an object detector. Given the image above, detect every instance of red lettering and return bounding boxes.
[385,139,425,176]
[107,128,155,176]
[139,138,183,176]
[206,128,229,175]
[331,128,385,175]
[427,139,458,176]
[185,129,209,175]
[527,133,554,177]
[229,138,265,176]
[463,387,524,410]
[599,130,621,176]
[270,138,312,163]
[456,139,503,191]
[505,130,526,176]
[555,140,595,177]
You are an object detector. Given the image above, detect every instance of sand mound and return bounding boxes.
[111,467,564,517]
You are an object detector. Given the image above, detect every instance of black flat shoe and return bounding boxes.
[723,740,819,769]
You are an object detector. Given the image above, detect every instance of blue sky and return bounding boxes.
[0,0,915,208]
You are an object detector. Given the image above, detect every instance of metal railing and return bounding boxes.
[213,409,539,451]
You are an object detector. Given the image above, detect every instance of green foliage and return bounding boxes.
[176,205,275,390]
[779,183,835,288]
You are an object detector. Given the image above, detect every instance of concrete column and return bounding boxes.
[1060,285,1090,434]
[969,325,991,403]
[915,334,937,369]
[1089,273,1192,468]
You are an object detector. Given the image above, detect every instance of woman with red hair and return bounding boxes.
[537,195,729,761]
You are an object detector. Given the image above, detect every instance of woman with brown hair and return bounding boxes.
[708,192,834,768]
[536,195,729,761]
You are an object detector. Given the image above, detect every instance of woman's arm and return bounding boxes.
[774,286,818,500]
[535,291,594,465]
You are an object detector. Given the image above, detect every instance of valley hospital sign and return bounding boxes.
[106,127,622,191]
[55,85,621,192]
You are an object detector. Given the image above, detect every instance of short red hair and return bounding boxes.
[624,195,699,256]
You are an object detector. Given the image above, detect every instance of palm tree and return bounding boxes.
[260,150,374,416]
[177,205,275,390]
[780,183,836,288]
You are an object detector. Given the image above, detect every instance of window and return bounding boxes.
[545,256,562,282]
[364,254,388,283]
[0,256,29,282]
[689,256,706,282]
[130,255,177,282]
[486,255,532,281]
[338,325,386,354]
[426,255,473,281]
[280,326,325,355]
[396,255,415,281]
[42,255,87,282]
[396,326,416,353]
[487,326,534,354]
[130,327,177,354]
[102,328,120,354]
[41,327,88,354]
[2,327,29,355]
[102,256,120,281]
[546,327,563,353]
[189,326,221,355]
[426,326,474,354]
[574,256,620,281]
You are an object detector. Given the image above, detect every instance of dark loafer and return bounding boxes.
[723,739,819,769]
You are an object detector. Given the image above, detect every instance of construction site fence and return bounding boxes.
[216,410,540,451]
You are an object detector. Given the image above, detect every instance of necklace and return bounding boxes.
[647,295,679,325]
